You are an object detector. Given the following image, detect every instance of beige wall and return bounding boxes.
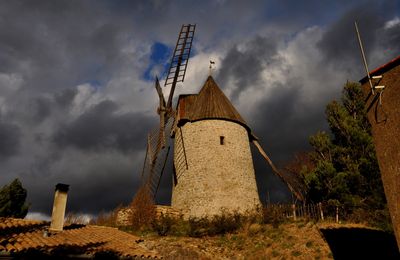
[49,190,68,231]
[172,120,261,218]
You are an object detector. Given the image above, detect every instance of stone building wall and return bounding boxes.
[116,208,133,226]
[116,206,182,226]
[361,63,400,250]
[171,119,261,218]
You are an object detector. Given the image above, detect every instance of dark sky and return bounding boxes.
[0,0,399,220]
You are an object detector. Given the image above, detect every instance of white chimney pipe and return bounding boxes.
[49,183,69,232]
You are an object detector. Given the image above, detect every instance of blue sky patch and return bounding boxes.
[143,42,172,81]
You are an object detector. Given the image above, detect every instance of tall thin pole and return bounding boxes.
[355,21,374,94]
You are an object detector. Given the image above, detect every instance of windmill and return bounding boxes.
[137,24,304,217]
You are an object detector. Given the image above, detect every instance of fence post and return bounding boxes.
[319,202,324,221]
[336,206,339,223]
[292,204,297,221]
[299,204,303,218]
[312,203,316,219]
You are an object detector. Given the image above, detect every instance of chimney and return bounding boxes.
[49,183,69,232]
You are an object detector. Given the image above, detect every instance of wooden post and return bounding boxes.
[292,204,297,221]
[336,206,339,223]
[310,204,317,220]
[298,204,302,218]
[319,202,324,221]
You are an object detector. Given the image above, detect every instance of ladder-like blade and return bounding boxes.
[155,77,166,148]
[140,116,175,199]
[252,139,305,201]
[174,126,189,182]
[165,24,196,109]
[153,146,170,198]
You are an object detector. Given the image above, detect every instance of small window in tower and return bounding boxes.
[220,136,225,145]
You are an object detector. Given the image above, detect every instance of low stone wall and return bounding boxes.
[116,205,182,226]
[116,208,133,226]
[155,205,182,219]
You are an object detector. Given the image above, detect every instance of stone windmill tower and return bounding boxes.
[171,76,261,217]
[138,24,303,218]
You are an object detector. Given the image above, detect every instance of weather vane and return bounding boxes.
[209,60,215,76]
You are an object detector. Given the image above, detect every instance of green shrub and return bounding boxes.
[152,213,174,236]
[209,210,242,235]
[188,217,210,237]
[186,210,244,237]
[263,205,285,228]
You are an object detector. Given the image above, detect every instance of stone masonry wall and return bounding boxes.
[172,120,261,218]
[116,206,182,226]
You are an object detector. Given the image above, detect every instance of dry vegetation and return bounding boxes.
[142,221,333,259]
[129,186,157,230]
[90,200,336,259]
[89,206,121,226]
[87,197,395,259]
[139,207,333,259]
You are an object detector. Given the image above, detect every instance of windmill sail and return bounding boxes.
[165,24,196,108]
[141,115,174,198]
[137,24,195,200]
[252,139,305,201]
[174,126,189,182]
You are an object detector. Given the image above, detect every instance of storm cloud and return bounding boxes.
[0,119,20,160]
[53,100,155,153]
[217,35,281,102]
[0,0,398,217]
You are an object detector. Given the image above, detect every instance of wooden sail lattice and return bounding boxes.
[174,126,188,182]
[138,24,195,200]
[164,24,195,87]
[141,115,174,198]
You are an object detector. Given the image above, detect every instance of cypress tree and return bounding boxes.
[0,178,29,218]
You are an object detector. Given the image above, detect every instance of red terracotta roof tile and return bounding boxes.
[360,55,400,83]
[0,218,161,258]
[0,218,46,231]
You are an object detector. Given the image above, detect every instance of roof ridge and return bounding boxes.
[360,54,400,83]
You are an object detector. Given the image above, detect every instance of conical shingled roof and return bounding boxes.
[190,76,247,126]
[176,76,256,138]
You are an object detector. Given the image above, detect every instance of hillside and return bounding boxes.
[139,222,333,259]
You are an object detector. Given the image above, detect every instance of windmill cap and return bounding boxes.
[176,76,257,140]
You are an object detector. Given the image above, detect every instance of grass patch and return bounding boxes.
[272,250,280,257]
[291,250,302,257]
[296,221,306,228]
